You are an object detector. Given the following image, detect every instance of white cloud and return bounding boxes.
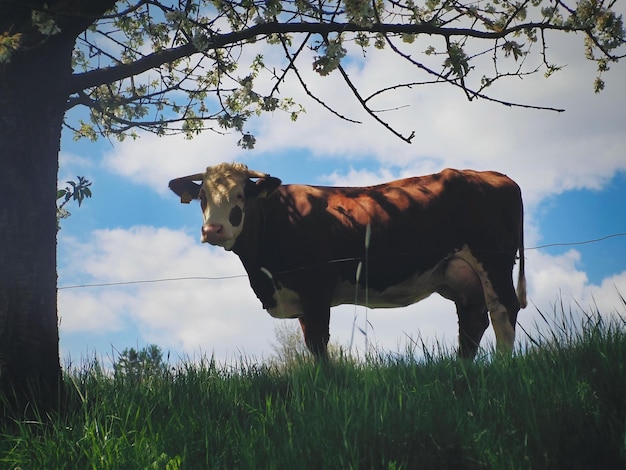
[58,150,97,186]
[59,290,131,334]
[579,271,626,320]
[58,226,278,360]
[102,131,245,196]
[527,249,589,303]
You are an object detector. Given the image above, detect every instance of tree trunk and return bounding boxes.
[0,33,75,414]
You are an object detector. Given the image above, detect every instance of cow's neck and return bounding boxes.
[231,197,281,310]
[232,197,268,269]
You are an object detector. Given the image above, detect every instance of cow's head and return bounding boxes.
[169,162,281,250]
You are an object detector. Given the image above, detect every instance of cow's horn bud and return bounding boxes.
[247,169,268,179]
[184,173,205,181]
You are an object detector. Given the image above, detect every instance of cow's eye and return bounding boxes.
[236,193,244,200]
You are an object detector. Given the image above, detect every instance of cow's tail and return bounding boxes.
[516,206,528,309]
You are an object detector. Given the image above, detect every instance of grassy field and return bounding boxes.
[1,311,625,469]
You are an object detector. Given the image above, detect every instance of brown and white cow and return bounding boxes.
[169,163,527,359]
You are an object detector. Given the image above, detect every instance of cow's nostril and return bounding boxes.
[202,223,223,235]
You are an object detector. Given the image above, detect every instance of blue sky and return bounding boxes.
[57,25,626,367]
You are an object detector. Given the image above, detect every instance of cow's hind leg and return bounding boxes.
[479,268,520,355]
[487,280,520,354]
[457,302,489,359]
[449,248,519,355]
[438,256,489,359]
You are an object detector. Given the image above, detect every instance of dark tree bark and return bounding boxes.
[0,33,74,414]
[0,0,116,415]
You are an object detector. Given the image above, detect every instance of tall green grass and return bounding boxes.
[1,310,624,469]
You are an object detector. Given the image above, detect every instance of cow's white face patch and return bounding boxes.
[199,164,249,250]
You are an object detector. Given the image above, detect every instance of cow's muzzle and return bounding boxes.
[201,223,228,245]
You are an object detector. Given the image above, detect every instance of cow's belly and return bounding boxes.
[265,267,441,318]
[331,264,444,308]
[265,252,483,317]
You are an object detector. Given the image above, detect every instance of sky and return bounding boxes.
[57,20,626,368]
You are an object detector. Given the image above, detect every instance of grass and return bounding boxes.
[1,310,625,469]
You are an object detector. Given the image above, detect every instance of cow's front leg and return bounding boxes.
[457,302,489,359]
[298,306,331,360]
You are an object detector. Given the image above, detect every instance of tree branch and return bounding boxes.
[335,61,414,143]
[383,31,565,112]
[276,32,361,125]
[68,19,577,94]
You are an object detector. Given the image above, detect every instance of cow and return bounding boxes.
[169,162,527,360]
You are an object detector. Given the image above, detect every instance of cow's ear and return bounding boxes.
[169,177,202,204]
[245,176,282,198]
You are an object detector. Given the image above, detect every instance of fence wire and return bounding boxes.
[58,232,626,290]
